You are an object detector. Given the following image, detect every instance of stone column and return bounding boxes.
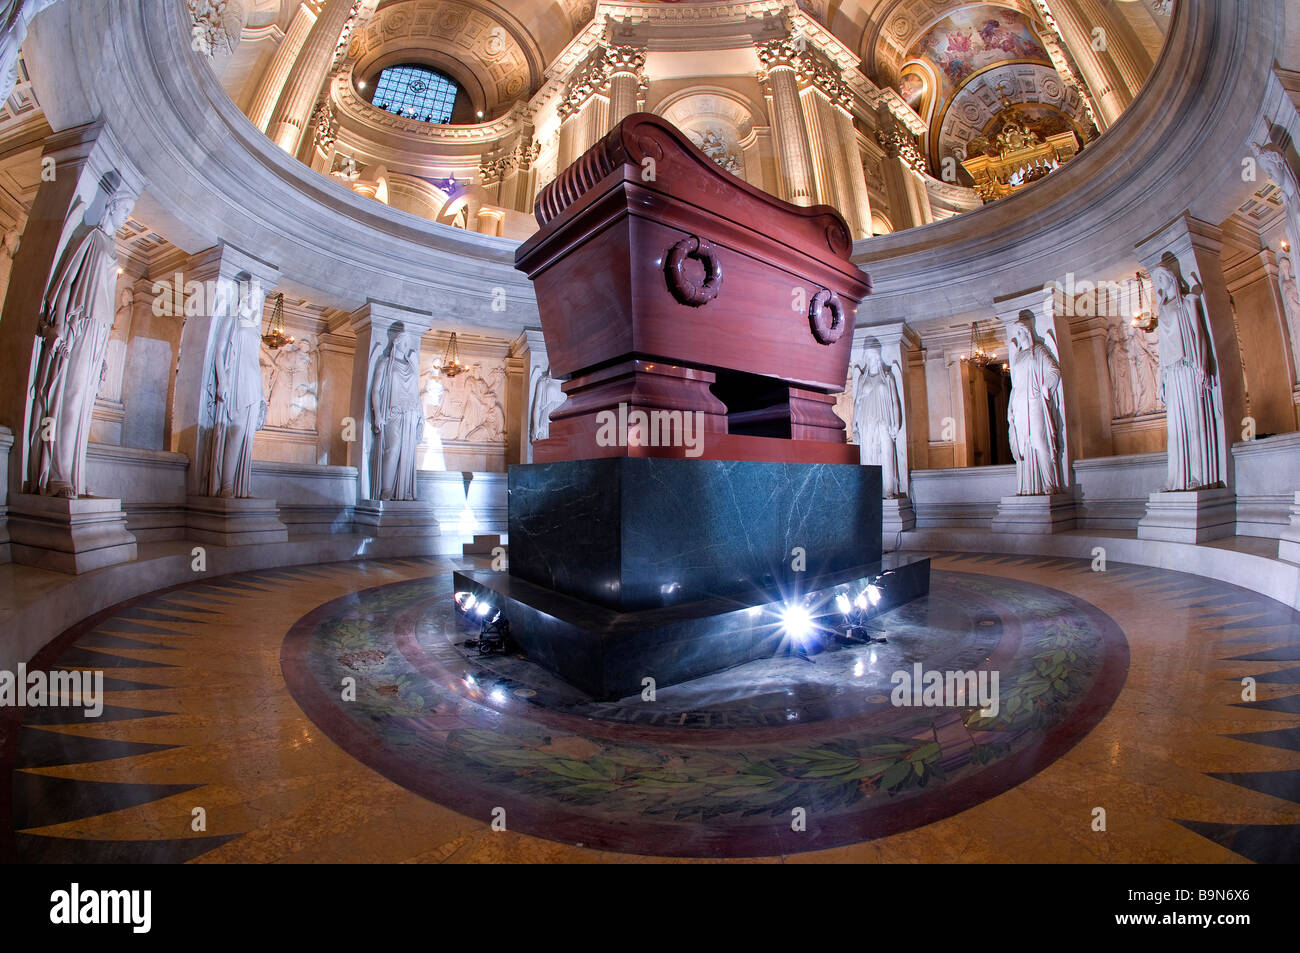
[246,1,317,132]
[1041,0,1130,125]
[802,88,839,210]
[556,108,580,172]
[583,96,609,155]
[1072,0,1153,99]
[265,0,354,156]
[991,286,1078,534]
[172,243,288,546]
[850,321,919,545]
[875,110,932,228]
[604,47,645,129]
[0,121,142,572]
[833,104,872,239]
[1134,213,1246,542]
[757,40,817,206]
[347,301,438,537]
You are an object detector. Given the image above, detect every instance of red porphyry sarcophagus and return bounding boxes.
[514,113,872,464]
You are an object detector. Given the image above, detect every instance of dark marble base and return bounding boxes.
[453,555,930,699]
[508,458,882,612]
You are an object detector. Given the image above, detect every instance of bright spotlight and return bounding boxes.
[781,604,814,643]
[474,600,492,617]
[866,584,882,606]
[853,591,868,611]
[454,591,477,613]
[835,593,852,616]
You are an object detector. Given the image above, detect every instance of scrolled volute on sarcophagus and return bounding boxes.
[515,113,872,464]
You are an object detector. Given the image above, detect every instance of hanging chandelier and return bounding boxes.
[960,321,997,369]
[261,292,293,350]
[440,332,465,377]
[1129,271,1157,332]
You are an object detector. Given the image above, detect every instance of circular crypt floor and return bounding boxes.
[3,552,1298,863]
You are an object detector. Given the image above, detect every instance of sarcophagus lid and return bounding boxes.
[515,113,872,393]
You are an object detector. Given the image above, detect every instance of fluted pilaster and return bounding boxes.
[266,0,355,155]
[246,2,317,133]
[758,40,817,206]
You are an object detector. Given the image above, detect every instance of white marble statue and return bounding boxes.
[455,363,506,442]
[1104,322,1134,418]
[96,286,133,404]
[369,326,423,501]
[1126,320,1162,415]
[264,338,317,430]
[1254,143,1300,276]
[1278,254,1300,380]
[25,172,132,498]
[851,340,904,498]
[205,275,268,498]
[1151,255,1222,490]
[1007,315,1065,496]
[0,1,56,102]
[529,366,566,444]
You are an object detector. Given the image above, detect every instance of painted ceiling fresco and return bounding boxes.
[911,6,1052,100]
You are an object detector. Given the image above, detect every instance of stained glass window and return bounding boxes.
[370,65,460,124]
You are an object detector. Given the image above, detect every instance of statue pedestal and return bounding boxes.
[454,457,928,699]
[881,496,915,549]
[186,496,288,547]
[991,493,1077,534]
[1137,487,1235,543]
[8,494,137,574]
[1276,492,1300,563]
[353,499,439,538]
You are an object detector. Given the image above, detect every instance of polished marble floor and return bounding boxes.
[2,552,1298,863]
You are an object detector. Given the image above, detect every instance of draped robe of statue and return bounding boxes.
[1153,265,1222,490]
[0,1,53,101]
[1104,323,1133,417]
[852,355,903,497]
[529,368,566,444]
[25,206,119,498]
[206,284,267,498]
[369,337,423,501]
[1007,326,1064,496]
